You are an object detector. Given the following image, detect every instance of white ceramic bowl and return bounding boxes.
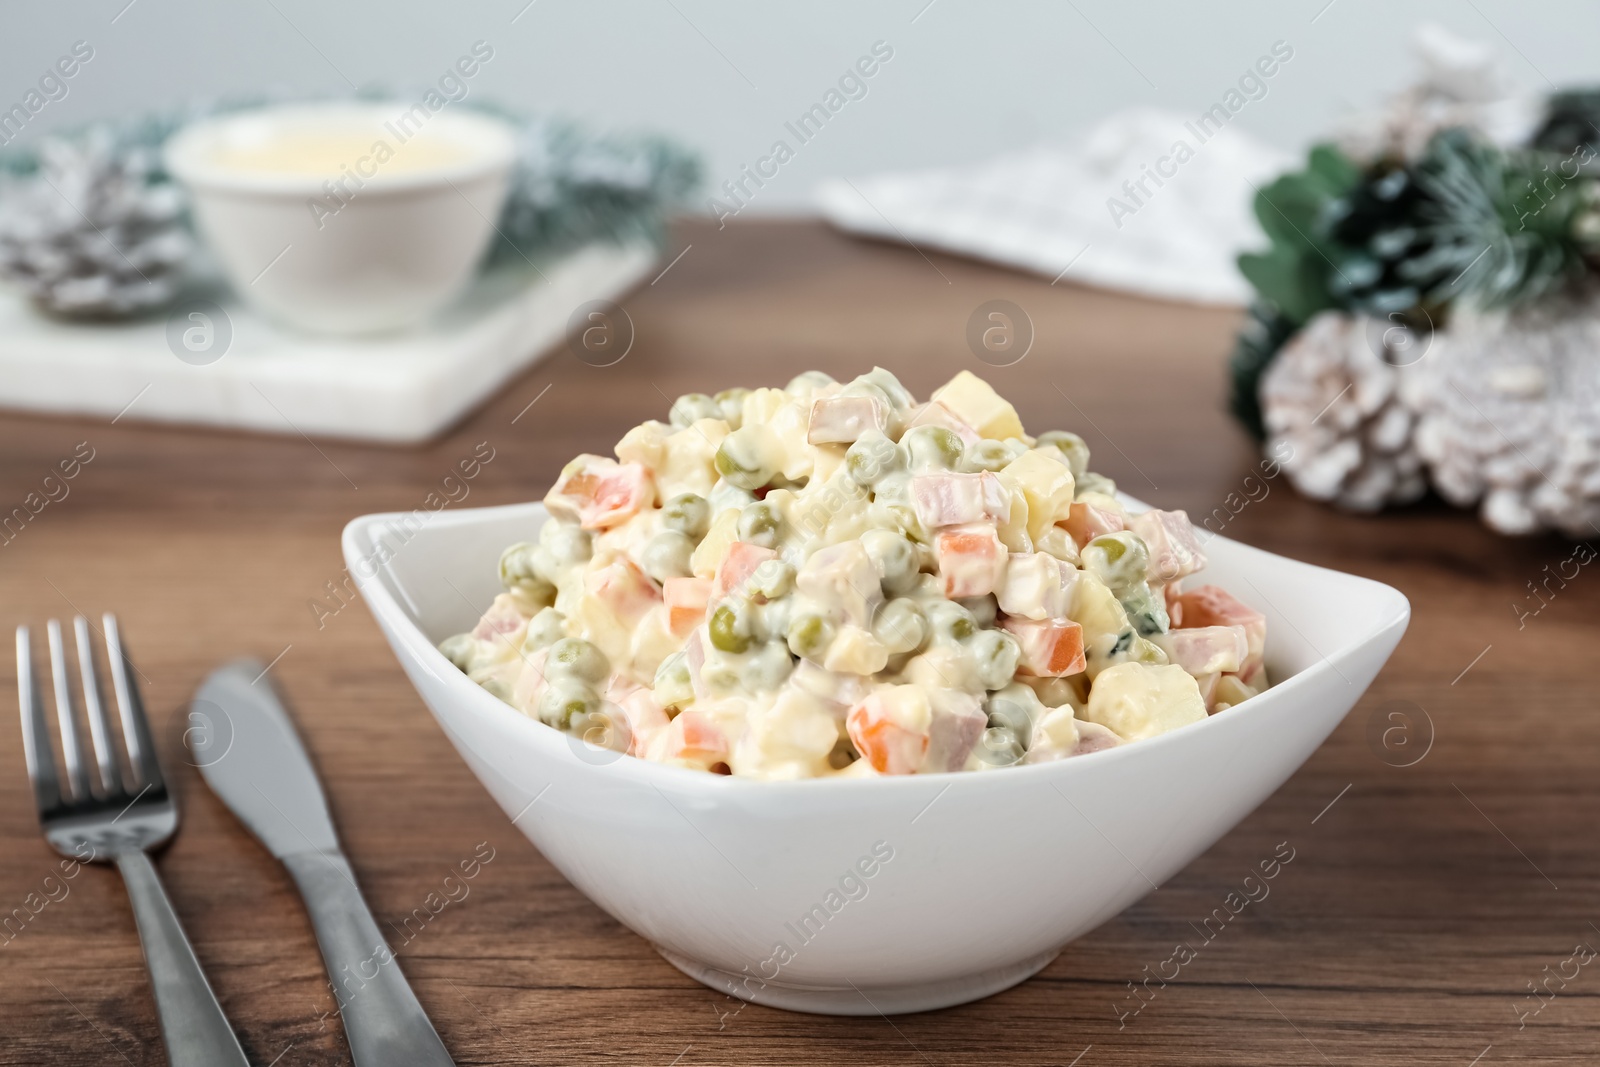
[165,102,516,335]
[344,501,1408,1015]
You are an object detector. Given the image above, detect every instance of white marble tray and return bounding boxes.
[0,241,658,444]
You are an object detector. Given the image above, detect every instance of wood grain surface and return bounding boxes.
[0,220,1595,1066]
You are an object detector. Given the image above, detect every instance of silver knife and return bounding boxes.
[189,660,455,1067]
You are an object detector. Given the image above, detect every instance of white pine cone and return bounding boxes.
[0,132,190,319]
[1260,310,1428,512]
[1411,292,1600,537]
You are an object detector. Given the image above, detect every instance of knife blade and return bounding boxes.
[192,659,455,1067]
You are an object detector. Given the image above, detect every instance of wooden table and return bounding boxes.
[1,220,1594,1066]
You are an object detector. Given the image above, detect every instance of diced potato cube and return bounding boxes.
[934,523,1007,598]
[798,541,883,626]
[808,395,889,444]
[930,370,1024,440]
[1084,662,1206,741]
[996,552,1077,620]
[910,471,1008,528]
[824,625,890,675]
[1000,617,1087,676]
[1001,449,1077,541]
[1130,509,1207,584]
[1212,673,1261,710]
[690,508,741,579]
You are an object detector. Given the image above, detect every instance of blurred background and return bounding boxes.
[6,0,1595,211]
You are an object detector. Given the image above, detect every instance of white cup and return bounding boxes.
[165,102,517,335]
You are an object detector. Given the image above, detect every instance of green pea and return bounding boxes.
[738,500,782,548]
[959,439,1012,473]
[641,531,694,582]
[970,628,1021,691]
[661,492,711,538]
[1075,472,1117,499]
[743,641,795,691]
[537,677,600,730]
[714,426,776,491]
[438,633,475,673]
[1036,431,1091,480]
[1083,532,1149,591]
[974,692,1033,766]
[653,652,695,709]
[902,425,964,472]
[709,603,752,653]
[546,638,610,684]
[860,528,918,595]
[670,393,723,428]
[786,370,836,396]
[539,519,592,565]
[749,558,795,601]
[844,431,903,488]
[498,541,556,602]
[708,480,757,513]
[873,598,927,655]
[522,608,567,653]
[926,600,977,642]
[715,387,750,428]
[786,613,835,659]
[1118,584,1170,636]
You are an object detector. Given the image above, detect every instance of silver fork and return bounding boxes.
[17,614,250,1067]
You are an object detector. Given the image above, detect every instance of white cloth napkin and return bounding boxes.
[817,107,1293,307]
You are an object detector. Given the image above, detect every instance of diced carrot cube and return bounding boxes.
[846,693,929,775]
[1000,617,1086,677]
[662,709,728,765]
[934,523,1006,598]
[664,577,712,637]
[546,456,654,530]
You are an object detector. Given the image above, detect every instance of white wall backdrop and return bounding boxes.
[4,0,1597,213]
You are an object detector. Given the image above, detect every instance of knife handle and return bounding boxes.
[283,851,455,1067]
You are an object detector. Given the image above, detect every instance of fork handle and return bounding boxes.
[115,851,251,1067]
[283,850,455,1067]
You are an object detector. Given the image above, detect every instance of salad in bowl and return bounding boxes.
[440,368,1270,779]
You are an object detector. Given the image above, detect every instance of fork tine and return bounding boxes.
[45,619,90,801]
[16,626,64,814]
[104,613,162,791]
[74,616,119,794]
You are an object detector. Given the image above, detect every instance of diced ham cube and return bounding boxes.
[713,541,779,600]
[807,395,889,444]
[921,692,985,773]
[1061,500,1126,547]
[846,688,931,775]
[613,685,671,756]
[798,541,883,626]
[1069,719,1121,756]
[587,558,661,627]
[1000,617,1087,677]
[1173,585,1266,681]
[546,456,654,530]
[1163,625,1248,676]
[684,631,710,700]
[995,552,1077,620]
[903,400,981,444]
[910,472,1009,529]
[660,708,728,765]
[664,577,712,637]
[1130,509,1207,583]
